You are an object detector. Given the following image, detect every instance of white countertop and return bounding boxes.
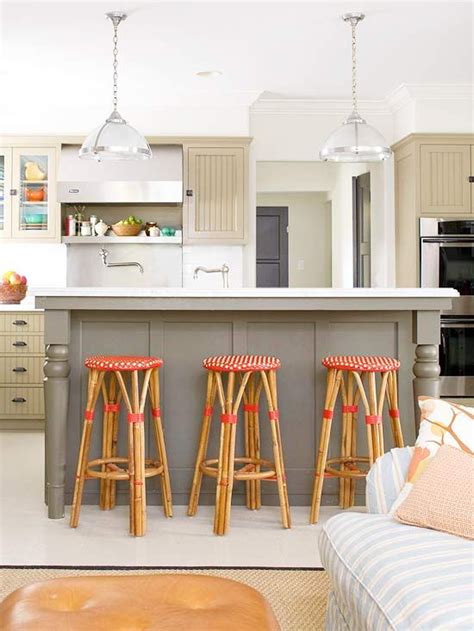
[0,296,43,311]
[31,287,459,299]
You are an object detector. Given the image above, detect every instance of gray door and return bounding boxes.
[256,207,289,287]
[353,173,371,288]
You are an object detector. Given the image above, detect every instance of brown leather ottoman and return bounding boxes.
[0,574,280,630]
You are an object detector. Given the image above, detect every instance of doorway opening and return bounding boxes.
[256,206,289,287]
[353,172,371,288]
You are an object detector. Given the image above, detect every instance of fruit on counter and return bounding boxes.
[24,161,46,181]
[1,271,27,286]
[117,215,143,226]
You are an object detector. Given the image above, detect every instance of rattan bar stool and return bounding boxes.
[188,354,291,536]
[70,355,173,537]
[309,355,404,524]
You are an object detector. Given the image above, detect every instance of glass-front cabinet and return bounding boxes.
[0,146,58,241]
[0,148,12,238]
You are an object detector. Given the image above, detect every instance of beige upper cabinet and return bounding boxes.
[184,142,249,244]
[420,144,471,215]
[0,147,13,239]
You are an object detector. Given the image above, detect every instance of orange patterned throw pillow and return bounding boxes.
[390,397,474,513]
[395,445,474,539]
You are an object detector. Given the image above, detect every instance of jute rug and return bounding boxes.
[0,566,329,630]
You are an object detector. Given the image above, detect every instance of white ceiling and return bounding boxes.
[0,0,472,112]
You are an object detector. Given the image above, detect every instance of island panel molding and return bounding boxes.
[37,288,455,518]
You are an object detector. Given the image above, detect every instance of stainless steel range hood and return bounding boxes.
[58,144,183,204]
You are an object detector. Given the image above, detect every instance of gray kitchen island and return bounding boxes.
[34,287,457,519]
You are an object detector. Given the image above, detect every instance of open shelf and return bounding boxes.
[62,235,182,245]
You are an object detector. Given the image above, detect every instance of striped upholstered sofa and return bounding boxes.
[320,447,474,630]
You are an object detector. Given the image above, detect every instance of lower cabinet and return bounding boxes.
[0,311,45,429]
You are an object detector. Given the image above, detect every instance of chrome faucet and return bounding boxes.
[193,263,230,288]
[99,248,144,274]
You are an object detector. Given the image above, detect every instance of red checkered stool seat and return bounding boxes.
[203,354,281,372]
[310,353,404,525]
[84,355,164,371]
[189,353,290,535]
[322,355,400,372]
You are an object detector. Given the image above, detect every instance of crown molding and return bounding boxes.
[251,98,390,116]
[387,83,473,112]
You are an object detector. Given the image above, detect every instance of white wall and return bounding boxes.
[256,192,331,287]
[0,243,66,288]
[1,105,251,138]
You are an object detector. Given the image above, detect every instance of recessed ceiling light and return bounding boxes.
[195,70,223,78]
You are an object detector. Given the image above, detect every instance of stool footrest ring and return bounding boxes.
[325,456,370,479]
[85,457,164,481]
[200,456,277,481]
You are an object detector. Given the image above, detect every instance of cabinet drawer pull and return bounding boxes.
[12,367,27,373]
[12,341,27,347]
[11,397,26,403]
[12,319,28,326]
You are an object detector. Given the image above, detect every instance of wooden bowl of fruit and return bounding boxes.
[0,271,28,304]
[111,215,143,237]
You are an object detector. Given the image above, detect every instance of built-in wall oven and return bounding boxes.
[420,218,474,397]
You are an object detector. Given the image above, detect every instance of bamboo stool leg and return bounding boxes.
[115,370,136,536]
[342,372,356,510]
[351,372,373,470]
[349,385,361,508]
[387,371,404,447]
[109,385,122,510]
[339,374,348,508]
[243,374,254,509]
[99,373,120,511]
[252,378,263,510]
[263,369,291,529]
[367,372,381,463]
[213,372,228,536]
[149,367,173,518]
[70,369,105,528]
[220,371,251,535]
[188,371,217,516]
[310,369,342,524]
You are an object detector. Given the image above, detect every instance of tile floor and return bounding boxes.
[0,431,359,568]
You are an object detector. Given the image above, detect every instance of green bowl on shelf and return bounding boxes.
[160,227,176,236]
[24,213,47,224]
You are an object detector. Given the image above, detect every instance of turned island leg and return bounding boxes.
[44,343,71,519]
[412,310,441,434]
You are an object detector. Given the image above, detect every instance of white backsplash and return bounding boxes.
[183,245,243,288]
[0,242,244,289]
[67,244,182,287]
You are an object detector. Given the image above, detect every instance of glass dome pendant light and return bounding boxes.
[320,13,391,162]
[79,12,151,161]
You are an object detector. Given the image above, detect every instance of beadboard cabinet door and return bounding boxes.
[420,144,472,215]
[185,146,247,243]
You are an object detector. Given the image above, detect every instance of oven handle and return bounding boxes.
[421,238,474,245]
[441,320,474,328]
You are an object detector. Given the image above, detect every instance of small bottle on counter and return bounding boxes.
[81,220,92,237]
[65,214,76,236]
[89,215,98,234]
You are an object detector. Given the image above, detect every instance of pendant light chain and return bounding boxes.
[112,20,119,112]
[351,20,358,114]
